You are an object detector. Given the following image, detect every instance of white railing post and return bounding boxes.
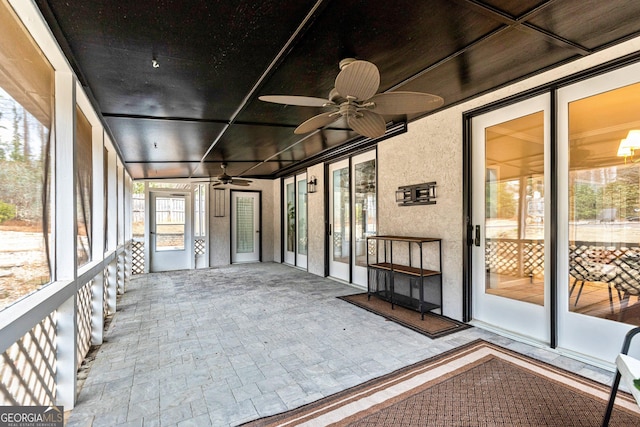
[56,295,77,409]
[90,124,105,345]
[90,272,104,346]
[117,250,126,295]
[107,259,118,314]
[54,71,77,409]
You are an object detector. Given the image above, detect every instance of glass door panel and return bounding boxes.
[329,159,350,281]
[484,111,545,304]
[296,174,308,269]
[558,63,640,363]
[283,177,295,265]
[352,151,376,286]
[472,94,550,343]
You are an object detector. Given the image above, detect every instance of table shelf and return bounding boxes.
[367,236,442,319]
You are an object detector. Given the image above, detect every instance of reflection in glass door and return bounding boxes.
[329,159,350,281]
[352,151,376,286]
[283,177,295,265]
[472,94,550,343]
[296,174,308,269]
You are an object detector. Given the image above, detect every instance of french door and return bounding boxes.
[471,94,551,343]
[329,159,350,281]
[296,174,308,269]
[283,176,296,265]
[283,174,308,268]
[231,191,260,263]
[556,62,640,363]
[149,190,192,272]
[328,150,377,285]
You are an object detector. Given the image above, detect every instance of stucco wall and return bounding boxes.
[377,108,464,319]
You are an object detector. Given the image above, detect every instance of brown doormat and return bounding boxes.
[241,340,640,427]
[337,293,470,339]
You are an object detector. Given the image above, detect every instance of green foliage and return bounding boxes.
[133,181,145,194]
[0,200,16,223]
[0,159,43,222]
[572,183,597,220]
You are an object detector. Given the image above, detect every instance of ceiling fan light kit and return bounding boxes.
[211,163,252,187]
[260,59,443,139]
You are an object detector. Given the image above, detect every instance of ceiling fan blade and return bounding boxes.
[335,60,380,101]
[369,91,444,115]
[295,111,341,134]
[231,179,252,187]
[348,110,386,139]
[211,182,223,187]
[258,95,330,108]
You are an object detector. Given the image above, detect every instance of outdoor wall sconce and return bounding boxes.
[307,176,318,194]
[396,182,437,206]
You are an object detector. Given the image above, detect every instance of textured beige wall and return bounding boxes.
[377,108,464,319]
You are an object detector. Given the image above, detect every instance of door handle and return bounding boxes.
[256,230,260,233]
[329,224,332,235]
[474,225,481,247]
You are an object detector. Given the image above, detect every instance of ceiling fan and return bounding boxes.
[211,163,252,187]
[259,58,444,139]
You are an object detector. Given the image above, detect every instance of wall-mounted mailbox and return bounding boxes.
[396,182,437,206]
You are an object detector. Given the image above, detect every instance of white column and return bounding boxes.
[90,127,105,345]
[54,71,77,409]
[106,145,118,314]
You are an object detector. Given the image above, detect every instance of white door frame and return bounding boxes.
[231,190,261,263]
[283,176,295,265]
[556,62,640,364]
[329,159,350,281]
[148,189,193,272]
[295,173,308,269]
[471,94,551,344]
[351,150,376,287]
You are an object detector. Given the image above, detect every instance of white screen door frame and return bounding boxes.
[329,159,350,281]
[148,190,192,272]
[231,190,261,263]
[471,94,551,344]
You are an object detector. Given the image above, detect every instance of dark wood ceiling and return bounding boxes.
[34,0,640,180]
